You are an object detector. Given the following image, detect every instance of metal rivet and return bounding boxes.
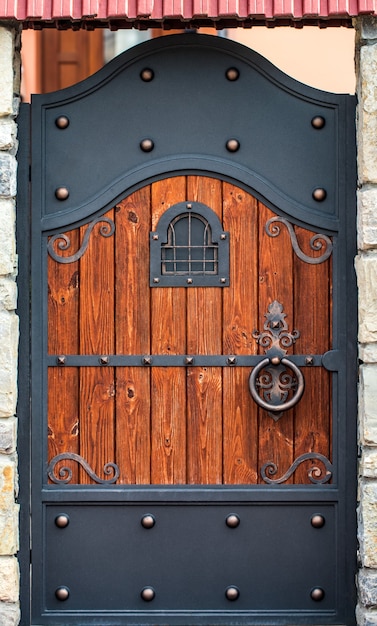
[186,203,192,210]
[55,514,69,528]
[141,587,155,601]
[55,187,69,201]
[55,115,70,129]
[226,139,240,153]
[187,278,193,284]
[270,356,281,366]
[55,586,70,601]
[311,587,325,601]
[226,514,240,528]
[153,277,160,283]
[220,233,227,240]
[312,188,327,202]
[220,278,227,284]
[152,234,159,240]
[140,68,154,82]
[141,514,155,529]
[185,357,194,365]
[311,514,325,528]
[311,116,326,129]
[225,586,240,601]
[57,355,66,366]
[99,356,109,365]
[140,139,154,152]
[226,67,240,81]
[305,356,314,366]
[143,356,152,365]
[227,356,237,365]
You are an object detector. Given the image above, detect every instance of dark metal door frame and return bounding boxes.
[17,33,358,625]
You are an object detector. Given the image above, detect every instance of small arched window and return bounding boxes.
[150,201,229,287]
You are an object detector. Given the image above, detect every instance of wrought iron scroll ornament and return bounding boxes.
[47,453,120,484]
[47,217,115,264]
[261,453,333,484]
[249,301,304,419]
[265,217,332,264]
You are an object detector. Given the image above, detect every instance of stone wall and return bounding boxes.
[0,24,21,626]
[356,16,377,626]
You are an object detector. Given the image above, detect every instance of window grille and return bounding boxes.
[150,201,229,287]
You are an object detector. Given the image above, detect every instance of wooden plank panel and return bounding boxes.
[257,203,294,484]
[186,176,222,484]
[151,177,187,484]
[79,210,115,484]
[293,226,332,483]
[47,228,79,482]
[115,188,151,484]
[222,183,259,484]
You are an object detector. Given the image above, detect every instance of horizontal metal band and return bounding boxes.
[47,351,339,369]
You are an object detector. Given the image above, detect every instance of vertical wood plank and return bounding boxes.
[115,188,151,484]
[47,228,80,482]
[257,203,294,484]
[151,177,187,484]
[222,182,259,484]
[79,210,115,484]
[186,176,223,484]
[293,227,332,483]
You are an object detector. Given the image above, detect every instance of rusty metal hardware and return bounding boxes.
[47,453,120,484]
[226,514,240,528]
[55,116,70,129]
[226,139,240,152]
[310,587,325,601]
[261,453,333,484]
[55,187,69,201]
[55,586,70,601]
[48,217,115,264]
[311,514,326,528]
[265,217,332,264]
[225,586,240,600]
[141,587,155,601]
[140,138,154,152]
[140,68,154,82]
[55,514,69,528]
[250,301,304,418]
[226,68,239,81]
[141,514,155,529]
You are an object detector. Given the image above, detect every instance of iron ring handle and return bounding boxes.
[248,356,305,413]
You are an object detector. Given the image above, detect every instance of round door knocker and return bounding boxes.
[248,356,305,413]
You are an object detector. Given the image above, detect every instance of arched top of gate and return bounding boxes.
[30,33,355,233]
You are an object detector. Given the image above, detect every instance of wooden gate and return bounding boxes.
[19,33,357,625]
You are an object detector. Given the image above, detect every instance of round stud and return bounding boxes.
[226,68,240,81]
[141,587,155,601]
[311,514,325,528]
[270,356,281,366]
[55,514,69,528]
[311,116,326,129]
[226,139,240,153]
[140,68,154,82]
[55,187,69,201]
[141,514,155,529]
[55,586,70,601]
[226,514,240,528]
[225,586,240,601]
[55,115,70,129]
[312,188,327,202]
[311,587,325,601]
[140,139,154,152]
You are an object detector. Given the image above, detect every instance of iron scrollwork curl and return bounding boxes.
[47,217,115,264]
[261,452,333,484]
[265,217,332,264]
[47,453,120,484]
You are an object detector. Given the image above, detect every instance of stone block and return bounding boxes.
[0,154,17,198]
[358,43,377,184]
[0,502,18,555]
[0,121,16,152]
[0,556,18,602]
[360,344,377,363]
[359,365,377,444]
[357,605,377,626]
[0,311,18,418]
[0,417,17,454]
[356,254,377,343]
[0,602,20,626]
[359,569,377,607]
[359,481,377,567]
[358,188,377,249]
[0,199,16,276]
[0,278,17,312]
[359,16,377,42]
[361,448,377,477]
[0,29,15,117]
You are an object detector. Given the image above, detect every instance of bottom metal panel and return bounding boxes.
[40,503,336,620]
